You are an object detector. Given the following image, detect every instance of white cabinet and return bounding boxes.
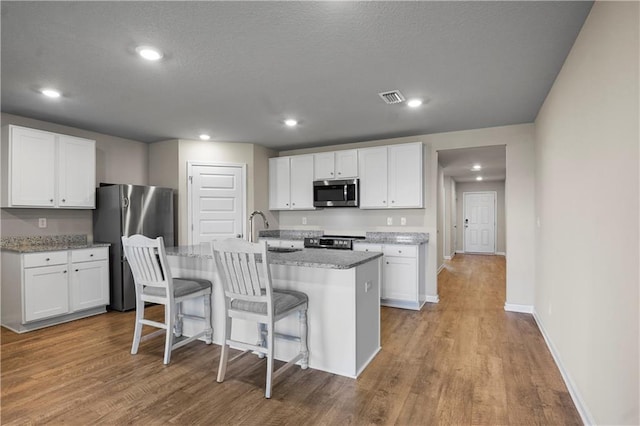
[1,247,110,333]
[1,125,96,209]
[70,248,110,311]
[263,239,304,249]
[353,242,425,310]
[269,155,315,210]
[24,254,70,322]
[314,149,358,180]
[358,142,423,209]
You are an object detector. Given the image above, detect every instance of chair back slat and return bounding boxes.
[212,239,271,302]
[122,235,171,292]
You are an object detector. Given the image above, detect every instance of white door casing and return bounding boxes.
[188,163,246,245]
[463,191,496,254]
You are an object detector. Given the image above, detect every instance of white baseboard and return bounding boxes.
[425,295,439,303]
[504,303,534,314]
[496,251,506,256]
[437,264,445,274]
[533,310,594,426]
[455,250,465,254]
[444,255,452,260]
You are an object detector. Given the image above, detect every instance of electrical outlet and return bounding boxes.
[302,217,307,225]
[401,217,407,226]
[386,217,393,226]
[38,218,47,228]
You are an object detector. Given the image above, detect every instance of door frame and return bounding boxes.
[462,191,497,254]
[187,161,247,245]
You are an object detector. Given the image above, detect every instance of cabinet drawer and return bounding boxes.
[23,251,68,268]
[383,245,417,258]
[353,243,383,253]
[279,240,304,249]
[71,247,108,263]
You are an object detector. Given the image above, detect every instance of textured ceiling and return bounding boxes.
[1,1,593,150]
[438,146,506,183]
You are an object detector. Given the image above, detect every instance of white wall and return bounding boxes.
[436,164,445,270]
[279,123,535,306]
[534,2,639,425]
[455,180,506,254]
[442,175,455,258]
[0,113,148,239]
[148,139,276,245]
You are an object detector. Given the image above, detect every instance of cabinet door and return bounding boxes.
[382,256,417,301]
[290,155,315,210]
[388,143,423,208]
[70,261,109,311]
[358,147,388,208]
[314,152,335,180]
[335,150,358,178]
[269,157,291,210]
[24,264,69,322]
[9,127,56,207]
[58,136,96,208]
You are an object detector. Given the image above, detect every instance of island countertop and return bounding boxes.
[166,245,382,270]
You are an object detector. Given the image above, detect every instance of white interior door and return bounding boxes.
[189,163,246,245]
[463,192,496,254]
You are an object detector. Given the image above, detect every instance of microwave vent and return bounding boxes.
[378,90,405,104]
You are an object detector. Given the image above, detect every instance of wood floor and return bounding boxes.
[1,254,582,425]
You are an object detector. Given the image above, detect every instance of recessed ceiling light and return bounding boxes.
[472,164,482,171]
[41,88,61,98]
[284,119,298,127]
[476,176,483,181]
[407,99,423,108]
[199,134,211,141]
[136,46,163,61]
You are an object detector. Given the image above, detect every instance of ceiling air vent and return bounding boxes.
[378,90,405,104]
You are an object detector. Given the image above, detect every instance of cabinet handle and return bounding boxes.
[75,269,79,272]
[383,200,386,204]
[90,254,94,257]
[63,270,67,274]
[338,172,341,175]
[61,199,66,203]
[286,203,289,206]
[45,258,50,261]
[386,261,389,264]
[391,200,395,204]
[398,250,402,254]
[292,203,295,206]
[49,199,53,203]
[330,172,334,175]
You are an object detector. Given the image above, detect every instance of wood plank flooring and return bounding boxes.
[1,254,582,425]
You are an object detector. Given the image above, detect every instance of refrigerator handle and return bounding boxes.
[122,197,129,208]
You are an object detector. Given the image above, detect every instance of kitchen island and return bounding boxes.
[166,245,383,378]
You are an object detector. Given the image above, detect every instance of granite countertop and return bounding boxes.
[258,230,429,245]
[0,235,111,253]
[166,245,382,270]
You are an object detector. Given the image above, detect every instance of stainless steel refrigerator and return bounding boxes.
[93,184,175,311]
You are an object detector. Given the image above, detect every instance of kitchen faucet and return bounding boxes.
[248,210,269,242]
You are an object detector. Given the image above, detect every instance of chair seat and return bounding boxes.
[231,289,307,315]
[144,278,211,298]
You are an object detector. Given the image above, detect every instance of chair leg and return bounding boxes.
[265,322,275,399]
[217,315,231,382]
[204,294,213,345]
[299,309,309,369]
[131,299,144,355]
[164,304,175,365]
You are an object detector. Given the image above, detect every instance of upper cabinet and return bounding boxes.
[1,125,96,209]
[314,149,358,180]
[359,142,423,209]
[269,155,315,210]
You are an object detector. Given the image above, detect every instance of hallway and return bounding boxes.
[1,254,582,425]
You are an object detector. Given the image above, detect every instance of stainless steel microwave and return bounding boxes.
[313,179,359,207]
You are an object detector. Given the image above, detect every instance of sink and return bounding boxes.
[268,247,302,253]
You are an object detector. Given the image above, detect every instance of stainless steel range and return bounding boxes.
[303,235,365,250]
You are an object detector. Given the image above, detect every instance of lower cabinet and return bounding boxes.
[1,247,110,333]
[353,242,425,310]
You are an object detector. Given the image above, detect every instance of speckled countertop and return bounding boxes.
[0,235,110,253]
[166,245,382,270]
[258,230,429,245]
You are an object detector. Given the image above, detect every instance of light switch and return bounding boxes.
[302,217,307,225]
[365,281,372,292]
[401,217,407,226]
[38,218,47,228]
[387,217,393,225]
